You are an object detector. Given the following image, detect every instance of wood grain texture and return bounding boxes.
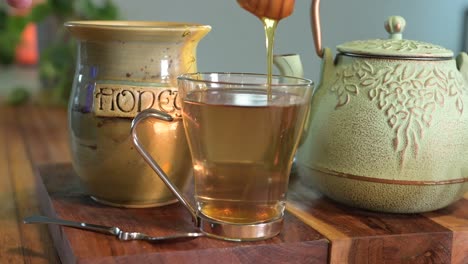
[36,163,329,264]
[0,107,25,263]
[287,166,455,264]
[16,105,70,165]
[425,196,468,264]
[0,106,60,263]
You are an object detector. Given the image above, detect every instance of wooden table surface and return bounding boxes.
[1,105,69,263]
[2,104,468,263]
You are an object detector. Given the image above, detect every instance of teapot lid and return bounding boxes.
[336,16,453,59]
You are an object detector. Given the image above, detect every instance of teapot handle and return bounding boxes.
[311,0,324,58]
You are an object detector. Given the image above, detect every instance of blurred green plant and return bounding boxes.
[0,0,119,105]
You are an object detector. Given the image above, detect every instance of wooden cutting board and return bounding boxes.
[287,165,468,264]
[35,163,468,263]
[35,163,329,264]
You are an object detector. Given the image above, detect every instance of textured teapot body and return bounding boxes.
[294,48,468,213]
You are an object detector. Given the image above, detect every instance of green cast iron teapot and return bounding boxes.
[274,0,468,213]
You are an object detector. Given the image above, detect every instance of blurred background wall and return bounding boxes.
[113,0,468,82]
[1,0,467,101]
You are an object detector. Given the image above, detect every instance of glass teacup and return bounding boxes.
[132,73,313,241]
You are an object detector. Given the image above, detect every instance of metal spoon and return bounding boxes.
[24,215,204,242]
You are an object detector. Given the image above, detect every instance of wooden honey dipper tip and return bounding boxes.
[237,0,295,20]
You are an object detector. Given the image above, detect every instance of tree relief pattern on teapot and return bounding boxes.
[330,60,466,166]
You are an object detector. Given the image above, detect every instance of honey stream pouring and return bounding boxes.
[237,0,297,98]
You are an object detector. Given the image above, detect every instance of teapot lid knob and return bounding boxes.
[384,16,406,40]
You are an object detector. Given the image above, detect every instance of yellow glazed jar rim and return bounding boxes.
[64,20,212,42]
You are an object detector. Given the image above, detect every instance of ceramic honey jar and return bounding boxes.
[65,21,210,208]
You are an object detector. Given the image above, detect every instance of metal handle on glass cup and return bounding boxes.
[311,0,324,58]
[130,109,198,226]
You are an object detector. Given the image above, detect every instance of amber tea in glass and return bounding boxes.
[132,73,313,241]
